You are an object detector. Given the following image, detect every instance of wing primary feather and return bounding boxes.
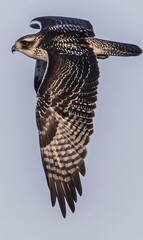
[62,182,75,213]
[71,170,82,196]
[48,177,57,206]
[67,182,77,202]
[55,181,66,218]
[78,161,86,176]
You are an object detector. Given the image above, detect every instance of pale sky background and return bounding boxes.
[0,0,143,239]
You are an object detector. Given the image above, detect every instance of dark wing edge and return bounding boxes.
[35,51,99,217]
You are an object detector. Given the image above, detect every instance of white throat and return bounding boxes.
[19,48,48,62]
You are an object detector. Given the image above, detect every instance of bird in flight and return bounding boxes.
[12,16,142,218]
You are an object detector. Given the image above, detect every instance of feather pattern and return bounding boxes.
[12,15,142,217]
[36,49,99,217]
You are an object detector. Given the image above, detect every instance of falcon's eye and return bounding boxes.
[20,40,28,46]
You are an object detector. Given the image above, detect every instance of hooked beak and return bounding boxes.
[11,44,16,53]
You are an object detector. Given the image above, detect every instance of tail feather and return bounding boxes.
[86,37,142,58]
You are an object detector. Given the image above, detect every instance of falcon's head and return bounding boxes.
[11,34,47,61]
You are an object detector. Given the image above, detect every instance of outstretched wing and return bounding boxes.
[36,50,99,217]
[30,16,94,37]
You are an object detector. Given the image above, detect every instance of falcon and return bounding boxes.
[11,16,142,217]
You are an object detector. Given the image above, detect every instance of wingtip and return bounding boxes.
[60,207,66,218]
[62,213,66,218]
[71,170,82,196]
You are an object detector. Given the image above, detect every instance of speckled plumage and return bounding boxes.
[12,16,142,218]
[34,28,99,217]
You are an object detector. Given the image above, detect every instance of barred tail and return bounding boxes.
[86,37,142,59]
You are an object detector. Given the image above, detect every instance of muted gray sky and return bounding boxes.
[1,0,143,239]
